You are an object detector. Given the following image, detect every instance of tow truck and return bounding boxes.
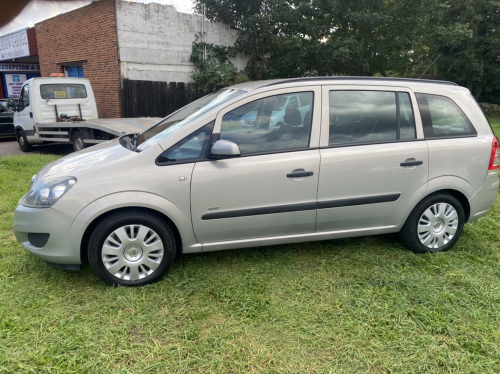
[12,75,160,152]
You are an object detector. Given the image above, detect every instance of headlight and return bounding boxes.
[22,177,77,208]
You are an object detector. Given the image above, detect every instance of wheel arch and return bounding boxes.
[439,189,470,222]
[74,191,201,264]
[14,125,26,136]
[399,176,476,231]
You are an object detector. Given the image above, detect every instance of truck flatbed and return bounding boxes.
[34,117,162,146]
[37,117,161,137]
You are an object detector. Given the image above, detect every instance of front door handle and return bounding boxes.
[29,112,33,118]
[400,160,423,167]
[287,171,314,178]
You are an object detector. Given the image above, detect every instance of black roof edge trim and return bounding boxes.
[263,77,458,87]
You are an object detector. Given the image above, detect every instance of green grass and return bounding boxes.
[0,121,499,373]
[488,114,500,136]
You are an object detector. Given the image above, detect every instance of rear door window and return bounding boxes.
[329,90,416,146]
[399,92,416,140]
[415,93,476,138]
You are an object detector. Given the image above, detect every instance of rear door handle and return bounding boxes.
[287,171,314,178]
[400,160,423,167]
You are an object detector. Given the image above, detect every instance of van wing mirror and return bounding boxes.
[7,99,17,111]
[210,140,241,159]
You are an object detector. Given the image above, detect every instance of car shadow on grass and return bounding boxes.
[26,233,408,288]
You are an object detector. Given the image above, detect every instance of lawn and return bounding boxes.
[0,118,499,373]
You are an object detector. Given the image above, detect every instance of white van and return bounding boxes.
[14,77,158,152]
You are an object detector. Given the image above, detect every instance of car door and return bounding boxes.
[191,87,321,244]
[316,85,429,232]
[14,84,36,137]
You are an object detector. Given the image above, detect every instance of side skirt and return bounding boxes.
[201,225,400,253]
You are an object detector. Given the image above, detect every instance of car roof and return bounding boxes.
[229,76,463,93]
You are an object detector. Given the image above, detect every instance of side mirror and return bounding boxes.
[210,140,241,159]
[7,100,17,112]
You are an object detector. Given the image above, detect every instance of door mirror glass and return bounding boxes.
[210,140,241,158]
[7,99,17,112]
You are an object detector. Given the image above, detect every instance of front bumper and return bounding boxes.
[13,204,84,265]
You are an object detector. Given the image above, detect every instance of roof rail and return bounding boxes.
[263,76,458,87]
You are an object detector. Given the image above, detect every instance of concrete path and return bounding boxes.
[0,137,73,157]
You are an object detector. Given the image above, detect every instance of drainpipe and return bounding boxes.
[202,4,207,60]
[114,0,122,88]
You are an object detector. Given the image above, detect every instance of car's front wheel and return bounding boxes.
[88,210,176,286]
[399,193,465,254]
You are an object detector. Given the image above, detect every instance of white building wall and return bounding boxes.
[116,0,248,83]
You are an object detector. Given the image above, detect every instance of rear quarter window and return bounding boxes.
[416,93,476,138]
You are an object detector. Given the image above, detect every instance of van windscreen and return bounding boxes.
[40,84,87,99]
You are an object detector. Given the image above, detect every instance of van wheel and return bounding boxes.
[72,130,85,152]
[16,130,32,152]
[399,193,465,253]
[88,210,176,286]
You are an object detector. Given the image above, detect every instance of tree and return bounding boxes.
[193,0,499,98]
[426,0,500,99]
[189,35,248,89]
[194,0,429,79]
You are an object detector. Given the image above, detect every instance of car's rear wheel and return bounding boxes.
[88,210,176,286]
[399,193,465,253]
[16,129,32,152]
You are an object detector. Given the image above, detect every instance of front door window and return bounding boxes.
[220,92,314,155]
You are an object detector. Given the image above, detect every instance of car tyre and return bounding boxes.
[399,193,465,254]
[88,209,176,286]
[72,130,85,152]
[16,129,32,152]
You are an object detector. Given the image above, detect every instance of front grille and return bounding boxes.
[28,233,50,248]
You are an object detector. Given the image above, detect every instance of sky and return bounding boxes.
[0,0,195,36]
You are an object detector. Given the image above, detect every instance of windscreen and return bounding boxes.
[136,89,244,151]
[40,84,87,99]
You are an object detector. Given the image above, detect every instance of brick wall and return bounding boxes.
[35,0,121,118]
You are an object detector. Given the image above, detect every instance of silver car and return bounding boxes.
[13,77,500,286]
